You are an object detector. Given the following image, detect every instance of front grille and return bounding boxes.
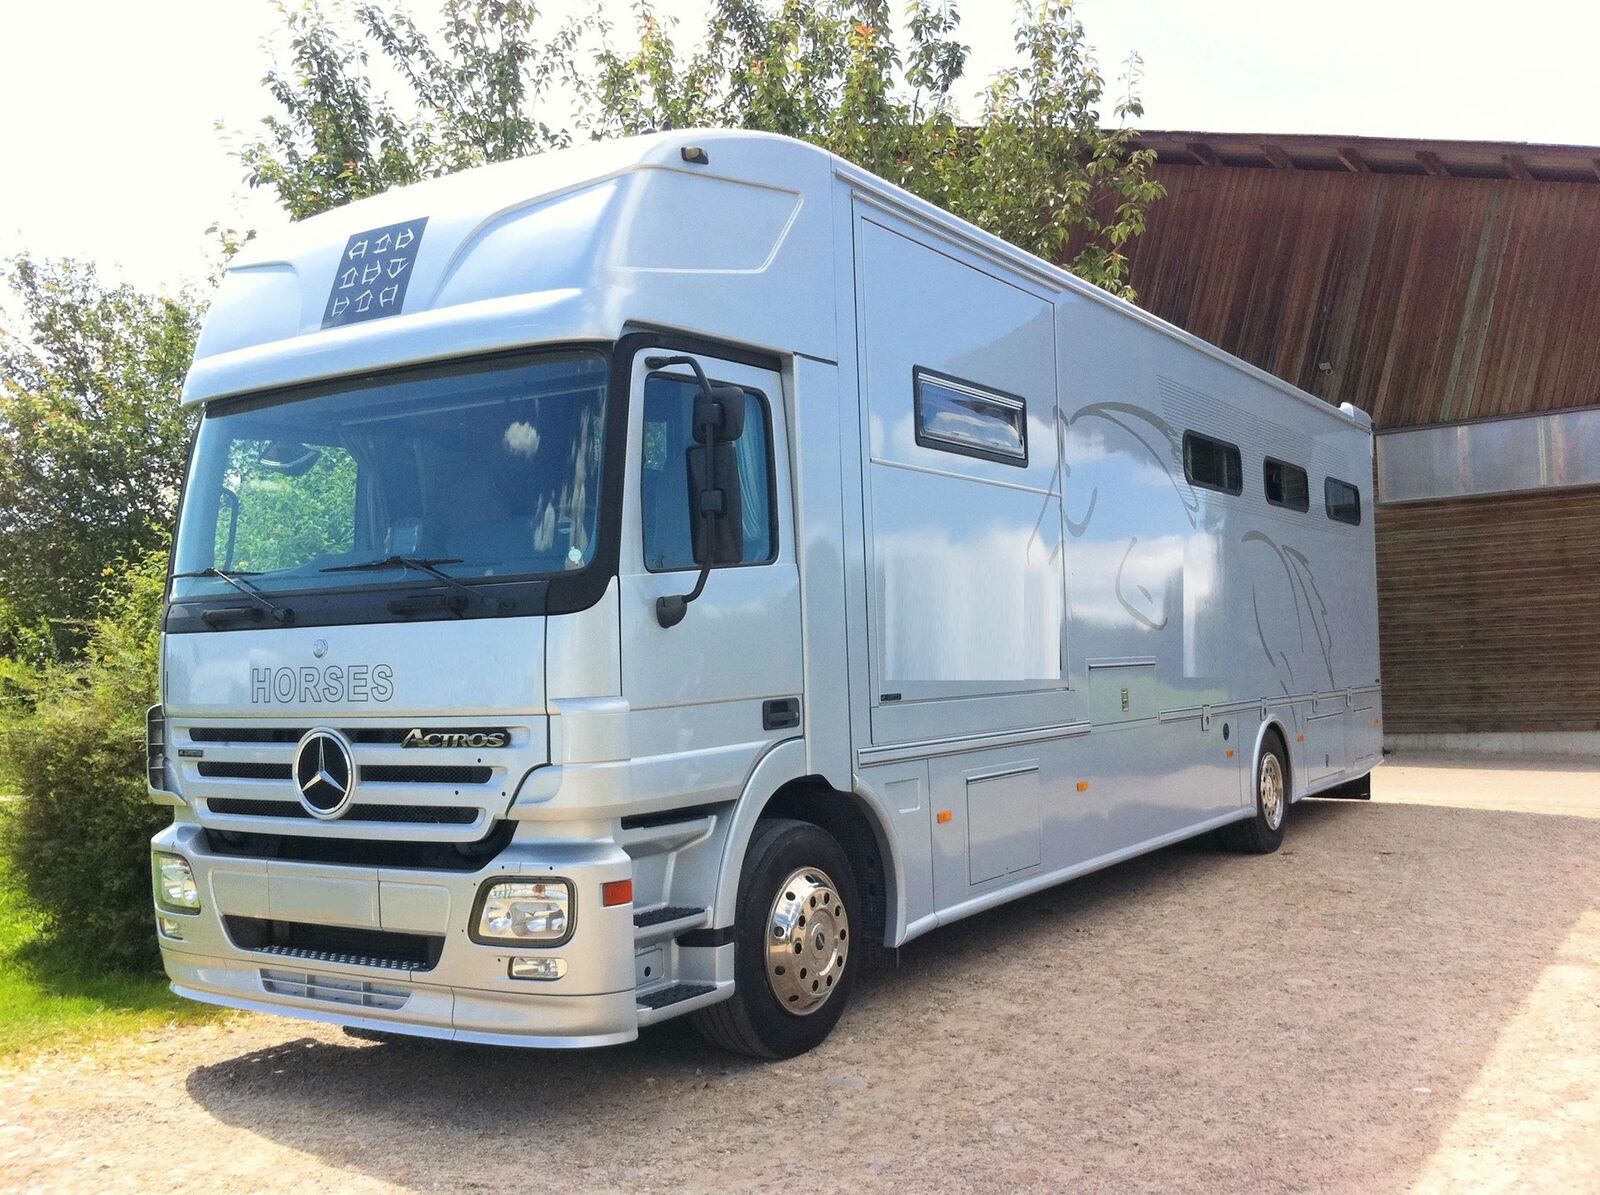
[227,916,444,971]
[361,764,493,785]
[205,798,478,825]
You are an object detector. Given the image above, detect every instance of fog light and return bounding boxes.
[157,915,185,941]
[509,956,567,981]
[153,852,200,912]
[474,879,572,944]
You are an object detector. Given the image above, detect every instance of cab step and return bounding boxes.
[633,905,704,929]
[637,982,715,1011]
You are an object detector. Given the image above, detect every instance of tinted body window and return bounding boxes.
[913,370,1027,466]
[641,375,774,571]
[1325,477,1362,525]
[1183,431,1243,495]
[1264,457,1311,511]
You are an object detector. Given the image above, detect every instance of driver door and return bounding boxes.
[617,345,803,806]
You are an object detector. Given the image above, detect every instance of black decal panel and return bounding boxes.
[322,218,429,329]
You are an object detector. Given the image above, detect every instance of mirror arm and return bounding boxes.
[647,355,724,629]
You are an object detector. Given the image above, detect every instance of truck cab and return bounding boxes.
[151,132,863,1056]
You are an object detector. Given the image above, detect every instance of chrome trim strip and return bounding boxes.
[858,720,1091,767]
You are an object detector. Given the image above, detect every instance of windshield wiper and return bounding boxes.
[323,555,497,613]
[174,567,295,625]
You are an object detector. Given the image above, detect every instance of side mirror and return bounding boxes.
[687,442,744,566]
[694,383,747,444]
[643,355,751,628]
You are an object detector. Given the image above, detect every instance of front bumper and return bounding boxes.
[153,822,642,1048]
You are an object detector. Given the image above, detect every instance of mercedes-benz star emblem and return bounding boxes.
[292,728,356,819]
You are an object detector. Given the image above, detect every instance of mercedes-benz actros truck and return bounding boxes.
[149,130,1381,1058]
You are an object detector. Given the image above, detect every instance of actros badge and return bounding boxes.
[402,728,510,749]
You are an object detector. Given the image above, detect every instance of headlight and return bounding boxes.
[153,852,200,912]
[474,879,572,944]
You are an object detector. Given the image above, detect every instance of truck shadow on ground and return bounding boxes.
[183,798,1600,1191]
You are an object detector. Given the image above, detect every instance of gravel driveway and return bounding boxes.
[5,761,1599,1193]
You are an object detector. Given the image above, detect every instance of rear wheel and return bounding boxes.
[693,818,859,1058]
[1223,736,1289,854]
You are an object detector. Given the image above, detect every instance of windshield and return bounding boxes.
[172,350,609,601]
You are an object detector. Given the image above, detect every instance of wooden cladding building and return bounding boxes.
[1125,132,1600,745]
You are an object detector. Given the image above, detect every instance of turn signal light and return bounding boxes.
[602,879,633,907]
[936,809,953,825]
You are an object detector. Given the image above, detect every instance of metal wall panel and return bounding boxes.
[1377,408,1600,502]
[1123,166,1600,430]
[1375,486,1600,733]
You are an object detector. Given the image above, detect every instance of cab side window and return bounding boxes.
[641,374,775,571]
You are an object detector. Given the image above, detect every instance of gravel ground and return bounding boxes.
[4,760,1599,1193]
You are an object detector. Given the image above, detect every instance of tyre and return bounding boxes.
[1222,735,1289,854]
[693,818,859,1059]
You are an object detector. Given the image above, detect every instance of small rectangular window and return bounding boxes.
[1263,457,1310,511]
[913,370,1027,466]
[1183,431,1242,495]
[1325,477,1362,525]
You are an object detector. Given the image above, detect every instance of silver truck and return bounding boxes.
[149,130,1381,1057]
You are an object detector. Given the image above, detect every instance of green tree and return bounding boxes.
[239,0,587,218]
[2,548,171,969]
[241,0,1162,296]
[0,257,199,659]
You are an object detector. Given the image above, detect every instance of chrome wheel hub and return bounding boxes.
[1260,753,1285,830]
[765,866,848,1017]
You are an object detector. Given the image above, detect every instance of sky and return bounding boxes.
[1,0,1595,296]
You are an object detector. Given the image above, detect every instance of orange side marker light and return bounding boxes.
[602,879,633,907]
[936,809,953,825]
[1226,748,1236,759]
[1297,733,1306,743]
[1075,781,1090,793]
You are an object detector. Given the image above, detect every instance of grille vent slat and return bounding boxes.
[259,969,411,1010]
[199,761,293,780]
[204,798,478,824]
[361,764,493,785]
[195,761,492,785]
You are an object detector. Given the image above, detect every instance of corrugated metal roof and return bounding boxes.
[1123,163,1600,428]
[1137,130,1600,183]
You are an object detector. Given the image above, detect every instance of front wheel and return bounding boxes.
[1223,736,1289,854]
[693,818,859,1058]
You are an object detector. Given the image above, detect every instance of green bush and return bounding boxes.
[1,550,170,971]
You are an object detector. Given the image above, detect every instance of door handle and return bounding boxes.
[763,698,801,731]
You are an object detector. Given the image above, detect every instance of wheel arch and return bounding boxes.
[712,741,899,956]
[1252,716,1295,800]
